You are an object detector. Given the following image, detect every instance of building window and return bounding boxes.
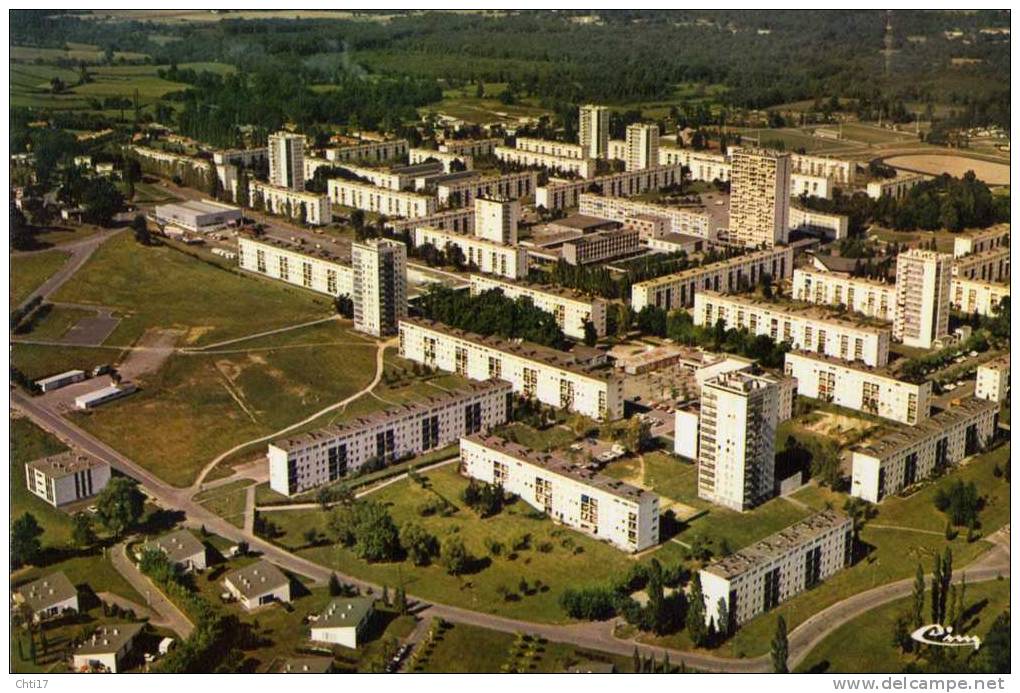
[256,249,266,273]
[523,368,537,397]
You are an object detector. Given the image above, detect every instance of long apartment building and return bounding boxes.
[952,246,1010,283]
[893,249,952,349]
[460,434,659,551]
[850,397,999,503]
[577,193,715,240]
[866,172,926,200]
[413,226,528,279]
[659,147,731,183]
[784,351,931,425]
[250,181,332,226]
[408,147,474,172]
[494,145,596,179]
[386,207,475,236]
[327,178,437,219]
[975,355,1010,403]
[514,137,586,159]
[268,380,513,495]
[535,164,683,210]
[324,139,408,163]
[701,510,852,629]
[436,171,537,207]
[469,274,607,340]
[561,227,640,266]
[438,137,502,158]
[951,277,1010,317]
[238,234,353,297]
[788,206,849,240]
[399,318,623,420]
[694,291,892,367]
[953,225,1010,258]
[790,153,855,186]
[792,267,896,322]
[630,246,794,312]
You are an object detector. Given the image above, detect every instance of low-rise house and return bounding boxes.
[309,597,375,648]
[222,560,291,611]
[72,623,144,673]
[282,657,336,673]
[143,529,207,572]
[13,572,79,621]
[25,451,111,508]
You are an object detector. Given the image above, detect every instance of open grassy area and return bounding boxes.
[13,551,147,609]
[11,343,122,381]
[10,249,69,307]
[797,578,1010,673]
[23,305,94,340]
[51,233,332,347]
[730,127,855,154]
[194,480,253,528]
[262,465,686,623]
[10,415,74,546]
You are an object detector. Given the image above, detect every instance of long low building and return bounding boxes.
[436,171,537,207]
[399,318,623,420]
[694,291,892,367]
[630,246,794,312]
[953,225,1009,258]
[788,206,848,240]
[850,398,999,503]
[250,181,331,226]
[866,172,926,200]
[659,147,731,183]
[460,434,659,551]
[324,139,408,163]
[577,193,715,240]
[494,146,596,179]
[413,226,528,279]
[238,235,353,297]
[154,199,241,233]
[790,172,833,199]
[268,379,513,496]
[514,137,586,159]
[784,350,931,424]
[952,246,1010,284]
[25,451,112,508]
[327,178,437,219]
[700,510,852,629]
[408,147,474,172]
[792,268,896,322]
[536,164,684,210]
[469,274,608,340]
[438,137,502,158]
[950,277,1010,317]
[386,207,475,236]
[561,227,640,266]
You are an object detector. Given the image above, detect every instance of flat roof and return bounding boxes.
[271,379,512,453]
[634,246,790,290]
[156,199,240,216]
[15,571,77,611]
[36,369,85,385]
[283,657,334,673]
[464,433,657,504]
[978,353,1011,372]
[564,227,636,247]
[75,623,144,656]
[785,349,909,381]
[223,560,289,599]
[240,232,352,266]
[469,274,603,305]
[703,510,851,580]
[852,397,999,460]
[27,450,108,478]
[698,290,891,332]
[145,529,205,564]
[313,597,374,630]
[550,214,620,231]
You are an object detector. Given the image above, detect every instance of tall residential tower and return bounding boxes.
[893,249,952,349]
[352,238,407,337]
[268,131,306,191]
[625,123,660,172]
[729,147,791,248]
[474,196,519,245]
[579,104,610,159]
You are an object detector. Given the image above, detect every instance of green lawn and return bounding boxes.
[13,551,147,608]
[797,578,1010,673]
[262,465,686,623]
[23,306,94,340]
[10,416,74,546]
[10,250,69,308]
[499,422,578,452]
[194,481,253,528]
[51,233,332,347]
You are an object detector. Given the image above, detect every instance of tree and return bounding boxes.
[911,563,925,628]
[440,536,471,575]
[11,204,33,250]
[95,477,146,538]
[770,616,789,673]
[475,80,485,98]
[892,613,912,653]
[400,522,439,566]
[940,548,953,623]
[716,597,731,640]
[930,553,943,624]
[80,178,124,227]
[328,573,342,596]
[11,513,44,568]
[394,586,408,614]
[71,512,97,550]
[131,214,151,245]
[971,612,1009,674]
[685,573,708,646]
[582,319,598,347]
[350,502,401,562]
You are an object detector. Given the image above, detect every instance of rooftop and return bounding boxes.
[75,623,144,656]
[634,246,789,290]
[15,571,77,612]
[223,560,290,599]
[239,232,352,266]
[26,450,107,479]
[978,353,1011,372]
[785,349,909,380]
[313,597,374,629]
[36,369,85,385]
[145,529,206,565]
[155,199,239,216]
[703,510,851,580]
[282,657,335,673]
[464,433,658,504]
[548,214,621,232]
[852,397,999,460]
[470,274,604,305]
[698,290,892,332]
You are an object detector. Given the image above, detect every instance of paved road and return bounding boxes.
[13,229,119,312]
[109,542,195,638]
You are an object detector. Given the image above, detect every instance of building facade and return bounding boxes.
[436,171,538,207]
[327,178,437,219]
[659,147,732,183]
[975,355,1010,403]
[413,226,528,279]
[625,123,660,172]
[577,193,716,240]
[352,238,407,337]
[953,225,1010,258]
[865,172,926,200]
[438,138,501,158]
[408,147,474,172]
[729,147,791,248]
[579,105,610,159]
[474,196,520,245]
[952,246,1010,283]
[792,268,897,322]
[250,181,331,225]
[950,278,1010,317]
[324,139,408,163]
[25,451,111,508]
[386,207,475,236]
[893,249,952,349]
[561,227,640,265]
[238,235,354,297]
[787,206,849,240]
[268,131,306,191]
[494,145,596,179]
[536,164,683,210]
[469,274,607,340]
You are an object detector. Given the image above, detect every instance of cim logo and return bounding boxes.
[910,624,982,650]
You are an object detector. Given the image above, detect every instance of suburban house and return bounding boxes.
[72,623,145,673]
[222,560,291,611]
[13,572,79,621]
[309,597,375,648]
[142,529,207,572]
[282,657,336,673]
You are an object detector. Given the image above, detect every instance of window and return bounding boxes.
[862,381,879,414]
[256,249,266,273]
[455,347,468,375]
[279,256,289,281]
[327,270,337,295]
[559,379,574,409]
[302,262,313,288]
[523,368,538,397]
[493,460,509,485]
[488,356,501,379]
[580,494,598,527]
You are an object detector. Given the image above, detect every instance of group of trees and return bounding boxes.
[934,480,982,528]
[877,173,1009,232]
[461,480,505,518]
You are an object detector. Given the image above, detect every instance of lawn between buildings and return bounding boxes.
[9,249,69,308]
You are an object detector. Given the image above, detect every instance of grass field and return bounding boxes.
[263,465,687,623]
[51,233,332,347]
[10,250,69,308]
[797,578,1010,673]
[23,305,94,340]
[194,480,253,528]
[731,127,860,154]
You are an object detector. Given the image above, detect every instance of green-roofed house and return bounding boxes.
[142,528,207,573]
[309,597,375,649]
[282,656,336,673]
[13,571,79,622]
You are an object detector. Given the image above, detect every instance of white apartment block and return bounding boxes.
[460,435,659,551]
[698,371,780,511]
[952,246,1010,283]
[386,207,475,236]
[250,181,331,225]
[399,318,624,420]
[303,155,332,181]
[659,147,731,183]
[953,225,1010,258]
[788,206,849,240]
[514,137,586,159]
[579,104,610,159]
[25,451,111,508]
[437,171,537,207]
[562,227,640,266]
[408,147,474,172]
[701,510,852,628]
[324,139,408,163]
[866,172,926,199]
[469,274,607,340]
[951,278,1010,317]
[784,350,931,424]
[212,146,269,167]
[850,398,999,503]
[332,163,414,191]
[694,291,892,368]
[352,238,407,337]
[414,226,528,279]
[630,246,794,312]
[327,178,437,219]
[790,171,833,199]
[438,138,502,158]
[975,355,1010,404]
[475,196,520,245]
[608,139,628,161]
[268,131,306,191]
[578,193,716,240]
[729,147,791,248]
[238,235,354,298]
[494,145,596,179]
[269,379,513,495]
[790,153,855,186]
[625,123,660,172]
[792,268,896,322]
[893,249,952,349]
[536,164,683,210]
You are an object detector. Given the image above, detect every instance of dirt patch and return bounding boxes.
[184,326,215,344]
[885,154,1010,186]
[117,328,183,381]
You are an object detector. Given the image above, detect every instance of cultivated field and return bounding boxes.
[885,154,1010,186]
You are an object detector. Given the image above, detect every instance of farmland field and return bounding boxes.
[885,154,1010,186]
